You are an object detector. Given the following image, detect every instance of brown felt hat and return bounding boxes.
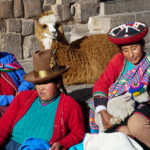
[23,50,70,84]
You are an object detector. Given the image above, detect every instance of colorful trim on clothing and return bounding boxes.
[93,91,107,98]
[89,108,99,133]
[0,56,22,72]
[89,91,107,110]
[108,53,150,99]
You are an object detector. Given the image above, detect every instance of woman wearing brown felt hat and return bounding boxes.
[0,50,85,150]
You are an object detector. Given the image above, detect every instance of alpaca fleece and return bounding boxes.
[35,11,120,85]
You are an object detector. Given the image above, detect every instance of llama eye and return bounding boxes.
[42,24,47,29]
[55,23,60,29]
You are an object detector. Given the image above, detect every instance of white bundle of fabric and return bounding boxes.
[95,89,150,132]
[83,132,143,150]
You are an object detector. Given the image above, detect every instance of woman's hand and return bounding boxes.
[49,142,62,150]
[100,110,113,129]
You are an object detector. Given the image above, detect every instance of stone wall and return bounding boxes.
[0,0,100,61]
[0,0,150,73]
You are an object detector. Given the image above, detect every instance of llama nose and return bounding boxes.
[51,30,57,34]
[48,24,57,35]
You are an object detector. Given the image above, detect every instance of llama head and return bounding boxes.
[35,11,67,50]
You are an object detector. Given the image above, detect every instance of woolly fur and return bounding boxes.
[35,11,120,85]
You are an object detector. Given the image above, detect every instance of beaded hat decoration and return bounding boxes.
[23,50,70,84]
[108,22,148,45]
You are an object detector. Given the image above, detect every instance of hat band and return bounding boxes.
[34,70,51,78]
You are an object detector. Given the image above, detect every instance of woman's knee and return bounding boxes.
[128,113,149,135]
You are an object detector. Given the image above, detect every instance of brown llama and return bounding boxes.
[35,11,120,85]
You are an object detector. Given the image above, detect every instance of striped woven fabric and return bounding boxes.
[89,108,99,133]
[0,56,22,72]
[89,53,150,133]
[108,53,150,99]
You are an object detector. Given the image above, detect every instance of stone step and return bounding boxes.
[65,84,93,103]
[88,10,150,34]
[88,10,150,52]
[100,0,150,15]
[64,23,92,42]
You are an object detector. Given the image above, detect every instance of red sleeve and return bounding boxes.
[0,91,36,147]
[58,97,85,148]
[93,53,124,96]
[0,93,22,146]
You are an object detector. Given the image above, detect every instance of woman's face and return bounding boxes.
[36,82,60,101]
[121,43,144,65]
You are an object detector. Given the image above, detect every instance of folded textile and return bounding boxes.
[18,138,50,150]
[83,132,143,150]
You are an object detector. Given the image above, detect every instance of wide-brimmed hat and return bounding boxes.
[23,50,70,84]
[108,22,148,45]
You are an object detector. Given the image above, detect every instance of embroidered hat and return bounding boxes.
[23,50,70,84]
[108,22,148,45]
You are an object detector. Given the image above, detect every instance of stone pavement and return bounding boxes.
[65,84,93,103]
[66,84,93,132]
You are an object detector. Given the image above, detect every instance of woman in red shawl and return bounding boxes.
[89,21,150,148]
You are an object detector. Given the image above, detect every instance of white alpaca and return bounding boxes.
[95,88,150,132]
[35,11,120,85]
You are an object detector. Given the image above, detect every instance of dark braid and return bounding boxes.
[53,75,68,95]
[59,76,68,95]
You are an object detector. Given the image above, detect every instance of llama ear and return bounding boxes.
[58,24,64,34]
[33,18,39,25]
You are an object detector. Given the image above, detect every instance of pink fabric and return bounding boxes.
[0,91,85,149]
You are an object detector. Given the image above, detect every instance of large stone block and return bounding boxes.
[100,0,150,15]
[136,12,150,27]
[0,1,13,19]
[22,19,34,36]
[78,0,99,2]
[0,33,22,59]
[44,0,56,4]
[69,34,84,43]
[51,4,72,21]
[56,0,75,4]
[71,24,89,35]
[63,25,71,32]
[6,19,22,33]
[125,0,150,12]
[88,16,111,33]
[0,21,6,33]
[64,33,71,42]
[43,4,52,11]
[14,0,23,18]
[115,14,135,27]
[88,14,135,33]
[23,35,40,58]
[72,2,100,23]
[43,0,56,11]
[23,0,42,18]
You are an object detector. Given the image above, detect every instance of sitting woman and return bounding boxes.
[0,52,34,118]
[0,50,85,150]
[89,21,150,148]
